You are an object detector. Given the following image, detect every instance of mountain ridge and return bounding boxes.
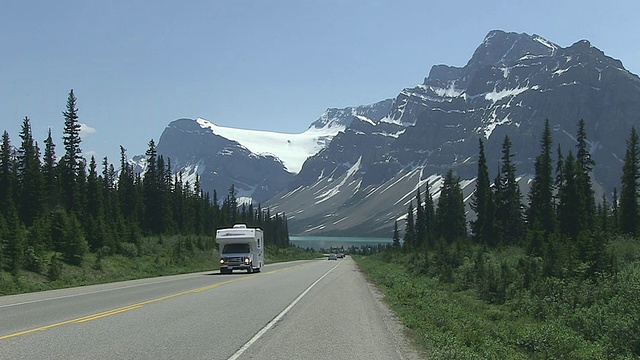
[146,30,640,236]
[265,30,640,235]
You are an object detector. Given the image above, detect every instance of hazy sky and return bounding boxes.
[2,0,639,164]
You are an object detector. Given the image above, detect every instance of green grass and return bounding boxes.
[1,236,323,296]
[355,248,638,359]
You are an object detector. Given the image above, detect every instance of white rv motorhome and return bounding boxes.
[216,224,264,274]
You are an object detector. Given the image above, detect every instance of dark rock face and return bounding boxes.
[308,99,395,129]
[153,119,294,203]
[147,99,395,204]
[267,30,640,236]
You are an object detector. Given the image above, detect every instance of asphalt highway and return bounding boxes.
[0,257,421,360]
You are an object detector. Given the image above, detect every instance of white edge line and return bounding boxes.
[227,261,341,360]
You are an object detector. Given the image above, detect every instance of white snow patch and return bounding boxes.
[355,115,376,126]
[483,115,512,139]
[314,157,362,204]
[197,117,344,174]
[431,82,463,98]
[533,36,558,52]
[485,86,529,103]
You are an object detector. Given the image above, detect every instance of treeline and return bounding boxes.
[389,119,639,357]
[0,90,289,277]
[396,119,631,268]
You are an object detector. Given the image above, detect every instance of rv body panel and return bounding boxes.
[216,224,264,274]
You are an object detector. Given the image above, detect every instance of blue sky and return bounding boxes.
[2,0,639,165]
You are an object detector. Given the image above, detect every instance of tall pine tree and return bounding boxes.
[619,127,640,235]
[415,189,425,248]
[527,119,555,235]
[17,117,45,226]
[143,139,163,234]
[424,181,436,249]
[471,138,495,245]
[403,202,415,250]
[574,119,596,232]
[392,220,400,248]
[557,151,581,239]
[0,131,16,216]
[42,128,59,211]
[436,169,467,244]
[60,89,83,213]
[494,135,524,246]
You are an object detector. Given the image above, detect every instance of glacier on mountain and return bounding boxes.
[196,117,344,174]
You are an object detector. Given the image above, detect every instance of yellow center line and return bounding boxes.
[0,263,306,341]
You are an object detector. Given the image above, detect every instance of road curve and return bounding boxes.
[0,258,421,360]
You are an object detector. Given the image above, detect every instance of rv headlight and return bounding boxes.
[244,258,250,264]
[219,259,225,264]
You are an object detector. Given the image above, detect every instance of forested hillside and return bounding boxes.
[367,118,640,357]
[0,90,289,289]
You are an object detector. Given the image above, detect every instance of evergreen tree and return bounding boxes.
[17,116,45,226]
[101,156,117,227]
[3,204,25,275]
[574,119,596,232]
[527,119,555,236]
[471,138,495,245]
[50,208,88,265]
[117,146,137,221]
[403,202,415,250]
[424,181,436,249]
[61,212,88,266]
[555,145,564,191]
[60,89,83,212]
[557,151,580,239]
[86,156,106,251]
[415,189,425,248]
[392,220,400,248]
[494,135,524,246]
[436,169,467,244]
[224,184,238,225]
[0,214,5,270]
[143,139,163,234]
[597,193,610,233]
[42,128,59,211]
[619,127,640,235]
[0,131,16,216]
[612,187,619,232]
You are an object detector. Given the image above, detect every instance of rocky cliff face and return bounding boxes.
[266,30,640,236]
[153,119,293,203]
[144,30,640,236]
[146,99,394,204]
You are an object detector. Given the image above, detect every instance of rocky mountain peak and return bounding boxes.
[266,30,640,236]
[470,30,556,68]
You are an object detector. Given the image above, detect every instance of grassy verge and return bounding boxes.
[354,239,640,359]
[1,236,322,296]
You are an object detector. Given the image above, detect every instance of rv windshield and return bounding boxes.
[222,243,250,254]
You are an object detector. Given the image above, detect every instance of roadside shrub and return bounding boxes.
[47,254,63,281]
[23,246,44,274]
[118,242,139,258]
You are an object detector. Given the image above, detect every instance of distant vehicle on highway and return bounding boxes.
[328,253,338,260]
[337,253,344,258]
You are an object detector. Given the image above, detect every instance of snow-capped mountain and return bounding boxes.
[147,100,393,203]
[264,30,640,236]
[148,30,640,237]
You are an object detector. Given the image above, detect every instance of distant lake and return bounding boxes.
[290,236,393,251]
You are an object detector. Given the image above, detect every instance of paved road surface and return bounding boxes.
[0,257,421,359]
